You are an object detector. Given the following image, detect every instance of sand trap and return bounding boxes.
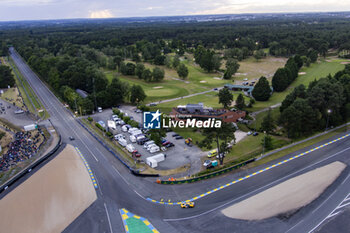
[234,130,247,144]
[298,72,306,75]
[341,62,350,65]
[0,144,97,233]
[200,80,207,83]
[153,86,163,89]
[213,77,222,80]
[222,161,346,220]
[235,73,247,76]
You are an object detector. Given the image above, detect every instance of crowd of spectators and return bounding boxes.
[0,129,44,171]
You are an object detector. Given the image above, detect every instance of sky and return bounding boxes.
[0,0,349,21]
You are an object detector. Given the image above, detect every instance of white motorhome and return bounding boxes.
[107,120,117,135]
[126,144,135,153]
[118,138,127,147]
[146,143,157,151]
[150,146,160,153]
[144,140,155,148]
[129,135,137,143]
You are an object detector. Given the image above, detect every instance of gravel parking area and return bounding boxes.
[89,109,204,173]
[0,99,36,127]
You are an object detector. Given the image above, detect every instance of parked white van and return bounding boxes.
[126,144,135,153]
[150,146,160,153]
[118,138,127,147]
[122,125,128,132]
[129,135,136,143]
[144,140,155,148]
[147,144,157,151]
[128,128,139,134]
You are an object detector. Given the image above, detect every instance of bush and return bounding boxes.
[138,104,150,112]
[95,122,106,132]
[106,131,113,138]
[129,120,139,128]
[112,108,120,115]
[118,112,124,118]
[123,116,130,124]
[87,117,93,122]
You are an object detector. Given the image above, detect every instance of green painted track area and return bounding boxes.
[120,208,159,233]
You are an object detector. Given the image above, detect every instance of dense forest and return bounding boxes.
[1,13,350,115]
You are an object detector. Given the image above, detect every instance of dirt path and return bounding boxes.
[222,161,346,220]
[0,144,97,233]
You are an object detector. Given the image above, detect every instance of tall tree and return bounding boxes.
[152,67,165,82]
[135,63,145,79]
[218,88,233,109]
[177,63,189,79]
[130,85,146,104]
[235,93,245,110]
[200,122,236,165]
[261,108,276,133]
[0,65,15,88]
[252,76,271,101]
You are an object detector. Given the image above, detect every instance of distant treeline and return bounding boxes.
[0,16,350,113]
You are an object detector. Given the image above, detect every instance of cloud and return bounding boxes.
[89,9,114,18]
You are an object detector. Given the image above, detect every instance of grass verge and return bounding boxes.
[8,57,49,119]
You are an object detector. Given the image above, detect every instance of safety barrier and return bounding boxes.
[77,119,132,169]
[158,158,256,184]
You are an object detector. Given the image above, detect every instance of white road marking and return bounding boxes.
[164,146,350,222]
[104,203,114,233]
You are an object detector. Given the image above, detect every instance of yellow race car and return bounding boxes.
[181,202,195,208]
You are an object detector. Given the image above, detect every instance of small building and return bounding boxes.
[170,103,246,123]
[76,89,89,99]
[224,84,254,96]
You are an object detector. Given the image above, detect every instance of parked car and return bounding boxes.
[203,160,211,167]
[247,131,252,136]
[175,135,183,140]
[97,120,106,128]
[172,133,179,137]
[118,138,127,147]
[135,109,142,113]
[69,136,75,141]
[132,150,141,157]
[97,107,103,112]
[207,149,218,158]
[253,132,259,136]
[165,142,175,148]
[115,134,125,140]
[149,103,157,106]
[213,88,218,90]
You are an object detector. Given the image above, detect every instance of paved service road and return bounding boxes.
[7,47,350,233]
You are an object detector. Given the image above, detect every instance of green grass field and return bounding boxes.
[250,60,345,112]
[7,57,49,119]
[104,54,286,103]
[249,108,281,130]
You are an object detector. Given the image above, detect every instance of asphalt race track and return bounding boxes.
[6,47,350,233]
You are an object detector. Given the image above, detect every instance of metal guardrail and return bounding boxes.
[159,158,256,184]
[77,119,132,170]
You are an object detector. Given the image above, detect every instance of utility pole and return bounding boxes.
[262,131,266,156]
[325,109,332,131]
[92,76,97,112]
